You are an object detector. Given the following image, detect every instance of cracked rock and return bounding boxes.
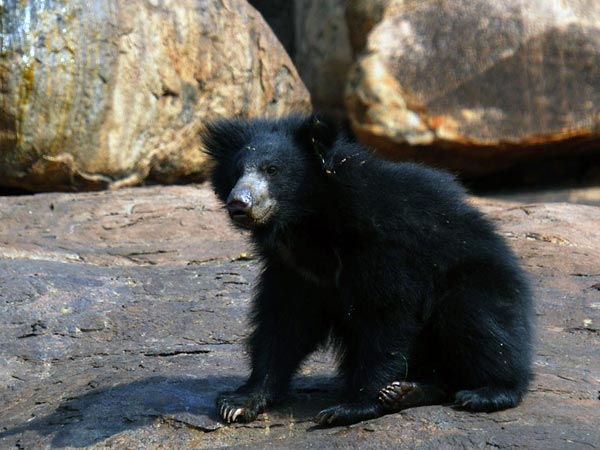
[0,185,599,449]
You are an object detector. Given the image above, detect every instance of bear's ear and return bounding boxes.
[201,118,249,164]
[298,114,339,164]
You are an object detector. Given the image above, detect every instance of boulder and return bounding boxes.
[293,0,354,115]
[345,0,600,174]
[252,0,353,115]
[248,0,296,55]
[345,0,392,55]
[0,185,599,448]
[0,0,310,192]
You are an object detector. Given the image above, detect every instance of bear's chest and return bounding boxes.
[276,240,342,287]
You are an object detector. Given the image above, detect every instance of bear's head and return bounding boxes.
[202,114,338,230]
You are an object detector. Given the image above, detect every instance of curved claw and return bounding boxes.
[314,409,336,426]
[378,390,394,403]
[231,408,244,422]
[216,391,267,424]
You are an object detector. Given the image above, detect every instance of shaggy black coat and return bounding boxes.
[203,114,533,427]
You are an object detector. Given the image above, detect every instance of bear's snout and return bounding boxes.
[226,189,253,221]
[225,171,276,227]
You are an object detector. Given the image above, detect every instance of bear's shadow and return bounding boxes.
[0,375,340,448]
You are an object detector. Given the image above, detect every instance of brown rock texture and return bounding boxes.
[345,0,600,174]
[292,0,353,115]
[345,0,394,55]
[248,0,353,115]
[1,184,599,448]
[0,0,310,192]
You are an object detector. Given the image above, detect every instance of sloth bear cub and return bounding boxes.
[203,114,533,427]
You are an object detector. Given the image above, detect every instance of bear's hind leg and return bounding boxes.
[436,263,533,413]
[454,386,523,412]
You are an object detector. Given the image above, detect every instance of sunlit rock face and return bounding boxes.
[345,0,600,174]
[0,0,310,192]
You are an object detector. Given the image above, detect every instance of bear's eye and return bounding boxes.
[266,165,278,176]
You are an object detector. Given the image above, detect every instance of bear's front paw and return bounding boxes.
[379,381,448,412]
[314,404,350,426]
[314,401,383,427]
[378,381,419,411]
[216,392,267,424]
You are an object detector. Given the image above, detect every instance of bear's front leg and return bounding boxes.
[216,266,330,424]
[217,386,270,424]
[314,400,384,426]
[216,320,314,425]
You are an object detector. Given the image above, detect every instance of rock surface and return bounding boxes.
[0,0,310,192]
[1,185,599,449]
[345,0,392,55]
[345,0,600,174]
[293,0,354,115]
[249,0,353,116]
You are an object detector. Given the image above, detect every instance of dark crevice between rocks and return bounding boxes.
[463,150,600,197]
[143,349,211,357]
[565,327,598,335]
[2,147,600,205]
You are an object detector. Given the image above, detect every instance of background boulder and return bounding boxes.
[0,0,310,192]
[344,0,600,174]
[256,0,600,176]
[3,0,600,188]
[292,0,354,116]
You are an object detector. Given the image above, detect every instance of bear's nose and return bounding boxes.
[226,189,253,220]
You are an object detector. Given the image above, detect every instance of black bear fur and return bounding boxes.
[203,114,534,427]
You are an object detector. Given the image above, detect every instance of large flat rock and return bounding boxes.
[1,185,599,449]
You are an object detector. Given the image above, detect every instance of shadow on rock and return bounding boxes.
[0,375,339,448]
[0,375,243,448]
